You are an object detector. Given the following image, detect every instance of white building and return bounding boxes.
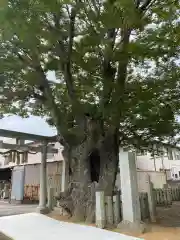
[0,138,64,167]
[136,145,180,181]
[1,138,180,182]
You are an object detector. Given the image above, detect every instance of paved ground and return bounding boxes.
[0,200,37,217]
[0,213,140,240]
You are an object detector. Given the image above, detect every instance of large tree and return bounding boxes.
[0,0,180,221]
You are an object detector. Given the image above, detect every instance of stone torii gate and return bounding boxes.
[0,128,58,213]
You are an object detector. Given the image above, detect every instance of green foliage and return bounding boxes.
[0,0,180,146]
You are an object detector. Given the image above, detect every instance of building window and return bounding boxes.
[175,154,180,160]
[150,146,163,158]
[4,152,13,164]
[136,149,147,156]
[167,148,173,160]
[179,171,180,177]
[123,147,130,152]
[16,138,25,145]
[4,155,9,165]
[175,174,178,179]
[157,147,165,156]
[22,152,28,163]
[47,153,54,159]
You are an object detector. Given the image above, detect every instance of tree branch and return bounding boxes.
[46,13,66,62]
[17,52,32,65]
[101,28,117,108]
[112,28,131,126]
[140,0,152,11]
[116,29,131,84]
[135,0,155,13]
[54,3,79,107]
[64,5,77,102]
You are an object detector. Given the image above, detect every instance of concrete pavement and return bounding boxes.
[0,200,37,217]
[0,213,143,240]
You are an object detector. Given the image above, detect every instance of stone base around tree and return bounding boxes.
[36,206,50,214]
[117,220,147,234]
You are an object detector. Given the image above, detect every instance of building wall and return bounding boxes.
[0,138,16,166]
[24,161,63,194]
[137,170,167,190]
[116,170,167,191]
[136,152,180,181]
[27,142,64,164]
[136,154,178,171]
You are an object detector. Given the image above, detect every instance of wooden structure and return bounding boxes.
[153,187,180,207]
[0,128,58,213]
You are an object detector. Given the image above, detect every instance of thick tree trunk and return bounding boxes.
[98,132,119,195]
[59,138,93,222]
[57,131,119,223]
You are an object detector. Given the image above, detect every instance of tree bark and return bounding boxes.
[98,131,119,195]
[57,130,119,223]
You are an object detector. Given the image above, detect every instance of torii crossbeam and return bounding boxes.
[0,128,58,213]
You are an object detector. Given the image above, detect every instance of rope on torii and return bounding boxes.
[0,140,57,165]
[0,140,57,154]
[0,150,37,155]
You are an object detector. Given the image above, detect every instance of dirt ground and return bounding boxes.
[48,202,180,240]
[1,201,180,239]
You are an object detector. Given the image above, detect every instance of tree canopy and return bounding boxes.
[0,0,180,148]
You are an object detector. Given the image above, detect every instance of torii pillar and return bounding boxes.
[37,142,49,214]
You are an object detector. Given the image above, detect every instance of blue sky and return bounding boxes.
[0,115,57,136]
[0,71,57,137]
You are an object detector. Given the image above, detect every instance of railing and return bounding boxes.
[170,188,180,201]
[153,187,180,207]
[153,188,172,206]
